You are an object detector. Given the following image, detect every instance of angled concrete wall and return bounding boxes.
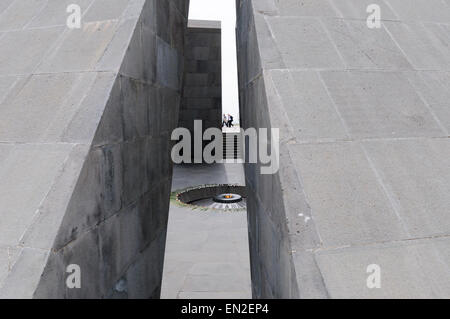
[237,0,450,298]
[179,20,222,156]
[0,0,189,298]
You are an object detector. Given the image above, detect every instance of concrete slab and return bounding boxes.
[37,21,118,73]
[316,237,450,298]
[0,0,14,15]
[27,0,93,28]
[320,70,445,138]
[330,0,399,20]
[0,248,49,299]
[0,73,97,143]
[237,0,450,298]
[0,247,20,284]
[405,71,450,133]
[161,164,251,299]
[0,76,19,104]
[363,138,450,238]
[0,144,73,247]
[0,27,63,75]
[385,0,450,23]
[0,0,46,31]
[289,142,409,247]
[267,16,344,69]
[267,70,348,141]
[83,0,129,22]
[384,21,450,70]
[0,0,190,298]
[275,0,340,17]
[322,19,411,69]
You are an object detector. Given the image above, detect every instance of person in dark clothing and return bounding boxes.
[227,114,234,128]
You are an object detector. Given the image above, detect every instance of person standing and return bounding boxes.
[227,114,234,128]
[222,114,228,127]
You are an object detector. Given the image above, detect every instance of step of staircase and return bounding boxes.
[222,132,243,160]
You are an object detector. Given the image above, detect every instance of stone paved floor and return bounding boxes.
[161,163,251,299]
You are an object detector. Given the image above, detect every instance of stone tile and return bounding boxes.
[0,0,14,15]
[0,76,19,103]
[0,144,73,247]
[166,231,210,251]
[385,21,450,70]
[316,237,450,298]
[157,36,180,89]
[237,11,275,85]
[322,19,411,69]
[182,274,248,293]
[0,248,49,299]
[363,138,450,238]
[96,18,140,72]
[162,164,251,299]
[99,204,144,288]
[0,27,63,75]
[122,0,146,20]
[0,0,46,31]
[330,0,398,20]
[125,236,166,299]
[188,263,250,282]
[0,247,20,285]
[0,73,96,143]
[385,0,450,23]
[122,139,148,206]
[275,0,340,17]
[266,16,344,69]
[178,291,250,299]
[268,70,348,140]
[64,72,118,144]
[83,0,129,22]
[52,144,123,249]
[161,260,193,299]
[37,21,118,73]
[142,25,158,83]
[404,71,450,133]
[27,0,93,28]
[20,145,90,250]
[289,142,409,247]
[121,77,150,141]
[321,70,445,138]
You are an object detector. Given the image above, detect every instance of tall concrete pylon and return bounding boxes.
[236,0,450,298]
[0,0,190,298]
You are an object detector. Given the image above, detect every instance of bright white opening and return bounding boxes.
[188,0,240,125]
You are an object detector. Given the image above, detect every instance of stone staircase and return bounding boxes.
[222,131,243,161]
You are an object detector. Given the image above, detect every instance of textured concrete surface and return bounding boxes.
[179,20,222,156]
[161,163,251,299]
[0,0,190,298]
[237,0,450,298]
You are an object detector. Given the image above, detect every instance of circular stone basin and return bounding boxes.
[175,185,247,211]
[213,193,242,204]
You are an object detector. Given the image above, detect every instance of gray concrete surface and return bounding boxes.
[179,20,222,156]
[0,0,190,298]
[2,0,449,300]
[161,163,251,299]
[237,0,450,298]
